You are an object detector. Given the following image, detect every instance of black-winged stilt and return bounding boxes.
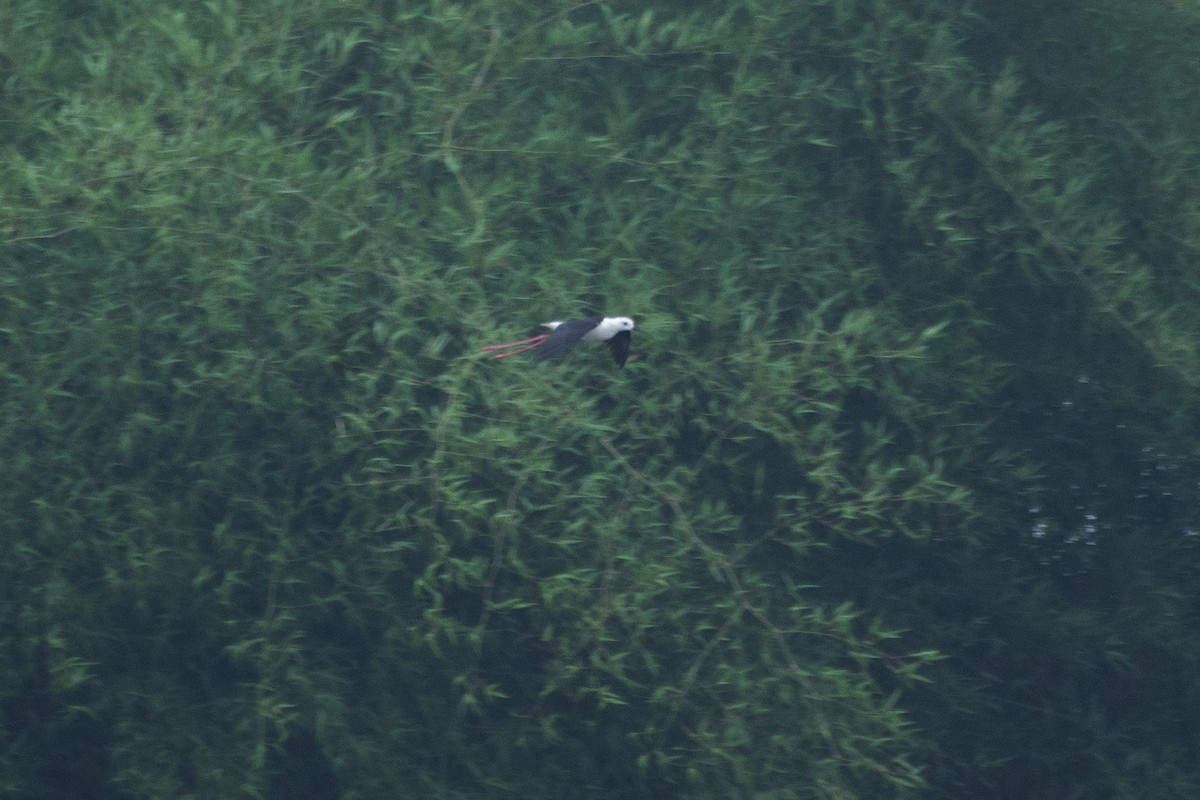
[481,316,635,367]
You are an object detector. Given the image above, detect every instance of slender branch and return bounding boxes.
[600,436,800,674]
[440,8,502,251]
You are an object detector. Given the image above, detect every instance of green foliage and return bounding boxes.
[2,0,1199,799]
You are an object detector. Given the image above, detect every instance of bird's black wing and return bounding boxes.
[604,330,631,367]
[530,317,601,362]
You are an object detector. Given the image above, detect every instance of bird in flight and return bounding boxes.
[480,316,635,367]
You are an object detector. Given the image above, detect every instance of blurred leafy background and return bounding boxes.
[2,0,1200,798]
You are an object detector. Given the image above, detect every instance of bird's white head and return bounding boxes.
[585,316,635,343]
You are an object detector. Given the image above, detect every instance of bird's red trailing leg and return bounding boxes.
[479,333,550,359]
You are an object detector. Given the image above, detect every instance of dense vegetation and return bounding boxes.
[3,1,1200,798]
